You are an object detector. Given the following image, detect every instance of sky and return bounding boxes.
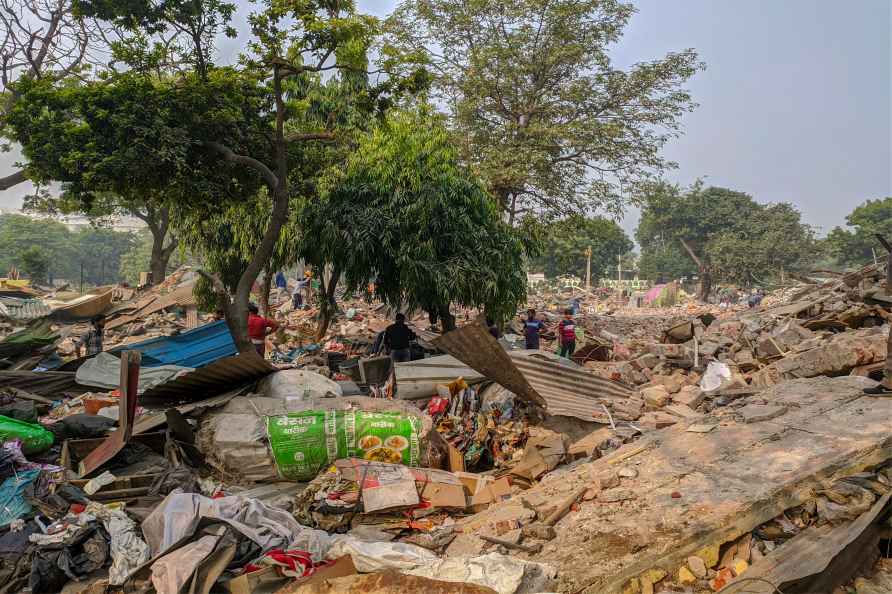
[2,0,889,238]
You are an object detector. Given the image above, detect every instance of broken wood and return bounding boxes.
[479,534,542,554]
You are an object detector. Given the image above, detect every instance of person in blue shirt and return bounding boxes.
[523,308,545,350]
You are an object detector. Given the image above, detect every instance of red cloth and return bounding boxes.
[558,319,576,344]
[244,549,321,578]
[247,313,277,341]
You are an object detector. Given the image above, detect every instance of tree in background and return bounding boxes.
[25,189,179,286]
[0,214,73,281]
[73,226,136,286]
[298,107,533,334]
[0,0,105,191]
[637,183,815,300]
[384,0,703,223]
[18,246,49,284]
[531,216,632,282]
[637,243,697,284]
[826,197,892,268]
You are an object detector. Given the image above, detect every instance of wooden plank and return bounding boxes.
[78,350,141,477]
[722,492,892,593]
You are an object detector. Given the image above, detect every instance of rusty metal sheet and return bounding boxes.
[106,282,196,330]
[79,350,141,477]
[0,371,88,396]
[139,352,274,400]
[432,322,546,406]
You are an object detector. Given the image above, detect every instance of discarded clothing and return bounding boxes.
[0,468,39,527]
[29,521,109,594]
[87,503,151,586]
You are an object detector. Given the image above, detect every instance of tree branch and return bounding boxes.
[203,141,279,189]
[679,238,703,268]
[0,169,27,191]
[284,131,336,142]
[196,268,229,299]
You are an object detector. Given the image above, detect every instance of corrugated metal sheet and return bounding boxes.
[139,353,274,399]
[0,370,89,396]
[106,282,196,330]
[510,353,633,422]
[433,323,633,422]
[109,320,236,368]
[0,297,52,320]
[432,322,546,406]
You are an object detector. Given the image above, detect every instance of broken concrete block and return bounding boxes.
[674,385,704,409]
[653,372,687,394]
[687,556,707,578]
[637,411,678,430]
[594,469,621,490]
[636,353,660,369]
[663,403,702,420]
[737,404,787,423]
[641,385,670,408]
[599,488,636,503]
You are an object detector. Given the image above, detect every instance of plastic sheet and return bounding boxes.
[700,361,732,392]
[0,415,53,454]
[325,536,438,572]
[0,468,39,527]
[142,491,333,561]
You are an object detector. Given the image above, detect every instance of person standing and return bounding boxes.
[384,313,416,363]
[247,304,278,357]
[292,276,308,309]
[523,309,545,350]
[865,238,892,396]
[558,308,577,359]
[75,316,106,357]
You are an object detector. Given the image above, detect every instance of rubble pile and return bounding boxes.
[0,261,889,594]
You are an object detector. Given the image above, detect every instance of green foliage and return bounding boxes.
[530,216,632,281]
[119,228,188,285]
[0,213,136,285]
[637,242,697,283]
[0,214,73,281]
[826,197,892,267]
[384,0,704,221]
[298,107,531,321]
[18,247,49,284]
[636,183,816,285]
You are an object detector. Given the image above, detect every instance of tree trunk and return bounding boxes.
[438,303,456,332]
[259,269,273,316]
[315,265,341,340]
[145,207,178,287]
[698,265,712,302]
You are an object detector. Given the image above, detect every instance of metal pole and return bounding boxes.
[80,261,84,294]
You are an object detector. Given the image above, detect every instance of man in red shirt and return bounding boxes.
[247,304,278,357]
[558,308,577,359]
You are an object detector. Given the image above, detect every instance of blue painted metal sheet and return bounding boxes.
[110,320,237,368]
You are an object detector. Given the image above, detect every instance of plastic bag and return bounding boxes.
[0,415,53,454]
[700,361,732,392]
[326,536,438,572]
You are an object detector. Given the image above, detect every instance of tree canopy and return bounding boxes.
[384,0,703,223]
[636,183,816,298]
[826,197,892,268]
[297,107,533,329]
[530,215,632,281]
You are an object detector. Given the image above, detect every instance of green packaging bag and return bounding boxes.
[0,415,54,454]
[266,410,421,481]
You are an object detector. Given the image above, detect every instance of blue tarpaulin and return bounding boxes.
[110,320,237,368]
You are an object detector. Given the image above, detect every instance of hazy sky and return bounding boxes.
[2,0,889,238]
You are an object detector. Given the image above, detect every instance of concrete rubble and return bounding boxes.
[0,261,889,594]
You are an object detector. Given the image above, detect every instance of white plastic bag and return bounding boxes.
[405,552,557,594]
[700,361,732,392]
[325,536,438,572]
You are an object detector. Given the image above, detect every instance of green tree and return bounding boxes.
[25,189,180,286]
[637,183,816,299]
[531,216,632,282]
[0,214,75,282]
[384,0,703,223]
[0,0,106,191]
[298,107,532,333]
[6,0,410,352]
[826,197,892,267]
[120,228,190,286]
[18,246,49,284]
[72,226,137,286]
